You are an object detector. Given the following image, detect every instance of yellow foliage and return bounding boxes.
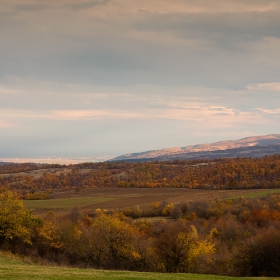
[38,212,64,249]
[189,212,197,221]
[90,213,139,264]
[152,201,160,210]
[95,208,102,214]
[209,227,219,237]
[131,250,141,260]
[162,203,174,216]
[176,225,216,272]
[0,189,39,244]
[192,239,216,260]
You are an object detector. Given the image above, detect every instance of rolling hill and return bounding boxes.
[111,134,280,162]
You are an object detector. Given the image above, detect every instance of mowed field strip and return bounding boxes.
[23,188,280,217]
[0,252,279,280]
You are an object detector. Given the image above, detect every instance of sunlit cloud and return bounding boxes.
[0,121,14,128]
[255,107,280,115]
[246,82,280,91]
[0,106,272,126]
[50,110,144,120]
[0,87,22,94]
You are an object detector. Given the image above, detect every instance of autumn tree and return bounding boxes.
[153,220,216,273]
[0,188,40,246]
[85,213,140,269]
[38,211,64,251]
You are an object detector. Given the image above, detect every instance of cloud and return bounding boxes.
[65,0,111,10]
[247,82,280,91]
[1,0,280,89]
[0,120,14,128]
[255,107,280,116]
[0,87,22,94]
[133,10,280,50]
[50,110,144,120]
[0,0,280,156]
[0,109,146,121]
[14,3,50,12]
[0,104,269,127]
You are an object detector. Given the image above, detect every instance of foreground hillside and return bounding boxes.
[1,188,280,276]
[0,252,278,280]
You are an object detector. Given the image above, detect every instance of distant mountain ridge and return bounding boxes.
[111,134,280,162]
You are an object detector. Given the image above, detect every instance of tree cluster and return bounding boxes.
[1,187,280,276]
[0,163,64,174]
[1,155,280,199]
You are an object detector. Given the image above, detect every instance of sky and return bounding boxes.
[1,0,280,159]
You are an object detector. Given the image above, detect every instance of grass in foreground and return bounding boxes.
[0,252,279,280]
[23,197,118,211]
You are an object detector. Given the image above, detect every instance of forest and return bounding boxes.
[0,187,280,276]
[1,155,280,276]
[0,155,280,199]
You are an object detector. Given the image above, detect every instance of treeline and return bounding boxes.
[1,188,280,276]
[0,162,65,174]
[1,155,280,198]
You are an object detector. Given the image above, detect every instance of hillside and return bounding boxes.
[1,252,275,280]
[111,134,280,162]
[2,191,280,277]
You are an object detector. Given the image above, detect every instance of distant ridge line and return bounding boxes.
[110,134,280,162]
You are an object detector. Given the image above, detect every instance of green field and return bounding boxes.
[21,188,280,217]
[227,188,280,200]
[23,197,117,210]
[0,252,279,280]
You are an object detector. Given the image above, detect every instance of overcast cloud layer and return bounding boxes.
[1,0,280,158]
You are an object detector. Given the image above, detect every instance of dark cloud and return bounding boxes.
[134,10,280,47]
[1,2,280,89]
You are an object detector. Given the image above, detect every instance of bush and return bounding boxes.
[235,227,280,276]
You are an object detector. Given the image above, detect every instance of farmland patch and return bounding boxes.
[22,188,278,217]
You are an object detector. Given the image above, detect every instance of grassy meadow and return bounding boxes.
[0,252,279,280]
[227,188,280,200]
[22,188,280,217]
